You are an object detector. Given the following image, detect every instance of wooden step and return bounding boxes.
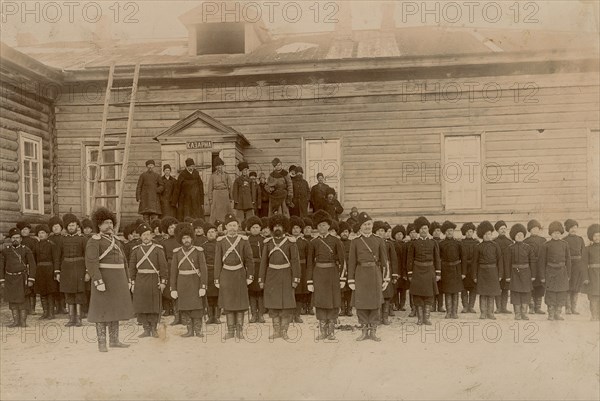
[97,178,122,183]
[95,194,119,199]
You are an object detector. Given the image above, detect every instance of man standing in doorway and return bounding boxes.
[310,173,331,213]
[136,160,163,224]
[290,166,310,218]
[172,158,204,221]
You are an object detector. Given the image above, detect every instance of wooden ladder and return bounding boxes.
[91,63,140,232]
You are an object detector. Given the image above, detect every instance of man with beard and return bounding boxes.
[159,164,178,218]
[266,158,293,218]
[170,223,208,338]
[232,161,256,221]
[0,227,37,327]
[136,160,163,224]
[85,207,135,352]
[259,214,301,340]
[172,158,205,221]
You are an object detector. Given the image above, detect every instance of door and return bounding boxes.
[176,149,215,216]
[304,139,342,200]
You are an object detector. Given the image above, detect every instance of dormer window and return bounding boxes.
[195,22,245,55]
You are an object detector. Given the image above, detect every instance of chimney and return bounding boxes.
[334,1,353,39]
[380,2,396,32]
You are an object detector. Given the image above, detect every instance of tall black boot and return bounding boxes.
[521,304,530,320]
[249,295,258,323]
[408,294,416,317]
[356,325,369,341]
[571,293,580,315]
[327,320,336,340]
[213,305,222,324]
[468,292,477,313]
[479,296,487,319]
[109,321,130,348]
[224,313,236,340]
[381,301,390,325]
[547,305,555,320]
[500,290,511,313]
[534,297,545,314]
[8,310,20,328]
[494,295,502,313]
[487,297,496,320]
[281,315,291,341]
[139,322,151,338]
[316,320,327,340]
[20,310,28,327]
[181,314,194,337]
[47,294,56,320]
[370,324,381,342]
[171,301,181,325]
[565,294,572,314]
[65,304,76,327]
[444,294,452,319]
[437,294,445,313]
[206,303,215,324]
[236,312,245,339]
[193,318,204,337]
[514,304,521,320]
[529,296,535,314]
[96,323,108,352]
[40,296,49,319]
[461,292,469,313]
[554,305,565,321]
[423,304,432,325]
[294,303,303,323]
[29,294,37,315]
[75,304,82,327]
[416,305,423,325]
[399,290,407,311]
[258,297,266,323]
[452,293,459,319]
[269,317,282,340]
[151,322,159,338]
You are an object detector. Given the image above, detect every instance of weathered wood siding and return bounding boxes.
[0,80,54,233]
[53,70,600,232]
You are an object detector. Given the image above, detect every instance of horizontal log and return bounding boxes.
[0,191,19,202]
[0,108,50,133]
[0,82,53,113]
[1,95,50,124]
[0,138,18,152]
[0,180,19,192]
[0,117,50,139]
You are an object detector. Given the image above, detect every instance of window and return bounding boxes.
[443,135,482,209]
[19,133,43,214]
[85,146,123,215]
[304,139,342,200]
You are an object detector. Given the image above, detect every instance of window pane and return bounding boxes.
[32,194,39,209]
[24,141,34,157]
[25,195,31,210]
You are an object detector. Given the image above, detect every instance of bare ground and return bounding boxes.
[1,302,599,401]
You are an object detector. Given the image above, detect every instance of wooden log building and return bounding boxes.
[1,5,599,235]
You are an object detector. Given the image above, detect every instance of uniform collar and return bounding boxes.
[361,232,372,238]
[318,233,330,239]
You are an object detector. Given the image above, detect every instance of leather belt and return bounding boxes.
[64,257,84,261]
[178,270,197,275]
[99,263,123,269]
[512,264,529,269]
[38,262,53,266]
[269,263,290,270]
[358,262,377,267]
[480,264,496,268]
[446,260,461,266]
[316,262,335,268]
[223,264,243,271]
[6,271,24,275]
[414,261,433,267]
[137,269,157,274]
[547,262,565,268]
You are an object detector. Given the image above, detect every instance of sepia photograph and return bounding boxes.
[0,0,599,400]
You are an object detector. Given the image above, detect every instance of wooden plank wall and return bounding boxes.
[0,80,54,234]
[53,70,600,233]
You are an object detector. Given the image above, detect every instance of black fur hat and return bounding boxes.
[313,210,333,227]
[260,217,270,230]
[510,223,527,241]
[48,216,63,230]
[92,208,115,228]
[494,220,507,232]
[564,219,578,232]
[34,224,50,236]
[203,222,217,233]
[16,220,31,230]
[429,221,441,235]
[587,224,600,241]
[406,223,416,234]
[527,219,542,232]
[81,218,94,230]
[63,213,80,228]
[392,224,406,239]
[150,218,161,231]
[269,214,290,232]
[175,222,195,244]
[461,222,476,236]
[414,216,430,231]
[160,216,179,235]
[246,216,263,230]
[302,217,313,229]
[441,220,457,233]
[123,223,134,239]
[477,221,494,239]
[338,221,351,235]
[373,220,387,233]
[193,219,205,229]
[290,216,305,231]
[548,221,564,235]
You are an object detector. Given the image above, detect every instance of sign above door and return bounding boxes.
[186,140,213,149]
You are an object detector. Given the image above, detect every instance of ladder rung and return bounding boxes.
[111,86,133,90]
[95,194,119,199]
[97,178,122,183]
[106,116,128,121]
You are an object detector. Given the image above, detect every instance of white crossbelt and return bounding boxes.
[269,263,290,270]
[99,263,123,269]
[223,236,242,263]
[222,263,243,271]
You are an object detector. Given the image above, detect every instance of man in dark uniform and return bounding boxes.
[136,159,163,224]
[160,216,180,323]
[259,214,301,340]
[583,224,600,321]
[337,221,353,317]
[172,158,205,221]
[309,173,330,213]
[58,213,88,327]
[429,221,444,313]
[439,221,464,319]
[129,223,168,338]
[474,221,504,320]
[48,215,68,315]
[504,223,536,320]
[85,207,135,352]
[214,214,254,340]
[348,212,389,341]
[373,221,397,325]
[290,216,310,321]
[290,166,310,218]
[460,222,478,313]
[17,221,38,314]
[0,227,36,327]
[159,164,178,218]
[81,218,94,318]
[33,224,60,320]
[232,161,256,221]
[200,222,220,324]
[524,219,547,314]
[246,216,266,323]
[563,219,586,315]
[306,210,345,340]
[392,225,409,311]
[406,223,418,317]
[493,221,513,314]
[539,221,572,321]
[170,223,208,338]
[406,217,440,325]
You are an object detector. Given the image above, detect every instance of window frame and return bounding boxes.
[19,132,44,214]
